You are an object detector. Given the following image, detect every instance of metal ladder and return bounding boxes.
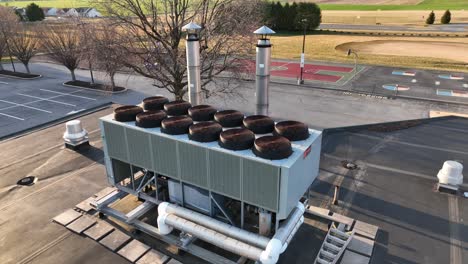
[314,222,354,264]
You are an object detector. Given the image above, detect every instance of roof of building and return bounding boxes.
[0,104,466,264]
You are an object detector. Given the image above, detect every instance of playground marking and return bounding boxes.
[439,74,464,80]
[392,70,416,77]
[382,84,410,91]
[437,89,468,98]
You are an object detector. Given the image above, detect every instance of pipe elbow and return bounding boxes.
[259,238,282,264]
[158,202,171,216]
[157,202,173,235]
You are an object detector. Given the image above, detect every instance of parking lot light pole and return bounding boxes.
[299,18,308,85]
[347,49,359,80]
[253,26,275,116]
[182,22,202,105]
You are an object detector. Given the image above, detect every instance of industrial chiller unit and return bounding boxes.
[97,104,322,264]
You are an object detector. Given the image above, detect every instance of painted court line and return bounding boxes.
[0,99,52,113]
[17,93,76,107]
[40,89,97,101]
[0,112,24,120]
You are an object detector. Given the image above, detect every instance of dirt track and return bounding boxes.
[336,40,468,63]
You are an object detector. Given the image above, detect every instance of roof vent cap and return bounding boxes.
[437,161,463,186]
[63,120,89,148]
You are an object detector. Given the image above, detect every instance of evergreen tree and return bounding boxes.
[295,2,322,31]
[25,3,45,22]
[286,2,298,31]
[268,2,282,29]
[279,3,290,31]
[426,10,435,25]
[441,10,451,24]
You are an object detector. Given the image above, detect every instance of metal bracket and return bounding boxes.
[210,193,236,226]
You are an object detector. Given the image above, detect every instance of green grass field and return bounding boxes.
[0,0,89,8]
[319,0,467,11]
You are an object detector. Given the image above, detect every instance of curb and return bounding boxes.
[0,102,112,142]
[0,73,42,80]
[62,83,128,94]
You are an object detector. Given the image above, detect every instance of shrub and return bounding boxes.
[26,3,44,21]
[441,10,451,24]
[426,11,435,25]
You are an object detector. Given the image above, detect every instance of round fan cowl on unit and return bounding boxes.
[215,110,244,128]
[142,96,169,111]
[114,105,144,122]
[189,105,217,121]
[135,110,167,128]
[189,122,222,142]
[161,116,193,135]
[164,101,192,116]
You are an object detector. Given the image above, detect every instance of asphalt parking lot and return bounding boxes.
[350,66,468,103]
[0,76,111,140]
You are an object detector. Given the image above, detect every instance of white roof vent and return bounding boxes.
[63,120,89,149]
[437,161,463,186]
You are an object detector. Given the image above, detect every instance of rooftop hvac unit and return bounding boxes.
[99,101,322,263]
[100,113,321,220]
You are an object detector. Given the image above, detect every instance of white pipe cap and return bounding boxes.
[437,160,463,186]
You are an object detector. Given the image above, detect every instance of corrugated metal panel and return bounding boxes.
[103,121,128,161]
[111,158,131,183]
[126,128,152,169]
[209,151,241,199]
[178,142,208,188]
[151,135,178,179]
[242,159,280,211]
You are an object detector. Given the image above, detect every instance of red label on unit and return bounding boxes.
[303,145,312,159]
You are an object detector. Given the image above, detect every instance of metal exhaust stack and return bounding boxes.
[253,26,275,116]
[182,22,202,106]
[63,120,89,150]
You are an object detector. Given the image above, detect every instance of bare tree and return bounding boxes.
[98,0,261,100]
[0,35,7,71]
[41,23,82,81]
[89,22,126,91]
[0,7,19,72]
[8,25,40,74]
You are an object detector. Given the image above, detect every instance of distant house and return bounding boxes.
[77,7,102,18]
[62,8,79,17]
[61,7,101,18]
[13,7,26,20]
[44,7,65,17]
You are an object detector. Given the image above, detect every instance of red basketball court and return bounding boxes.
[243,60,354,83]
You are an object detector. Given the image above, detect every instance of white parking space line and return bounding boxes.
[0,99,52,113]
[0,112,24,120]
[0,81,8,84]
[17,93,76,107]
[40,89,97,101]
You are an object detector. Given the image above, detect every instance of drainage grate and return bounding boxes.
[341,161,358,170]
[17,176,37,186]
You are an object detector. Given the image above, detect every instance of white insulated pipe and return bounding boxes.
[165,213,264,261]
[158,202,270,249]
[157,202,305,264]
